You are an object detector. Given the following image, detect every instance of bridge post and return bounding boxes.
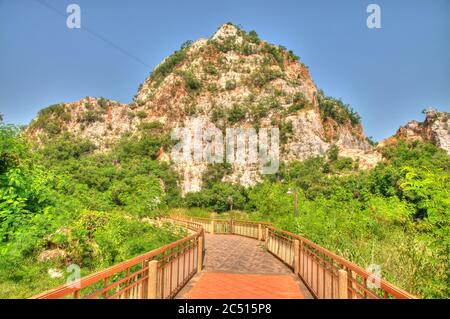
[257,224,262,241]
[338,269,348,299]
[293,240,300,275]
[147,260,158,299]
[265,228,270,250]
[299,241,303,275]
[197,235,203,273]
[211,220,215,235]
[349,270,357,299]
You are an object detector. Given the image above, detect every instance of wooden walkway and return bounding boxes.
[176,234,312,299]
[33,218,416,299]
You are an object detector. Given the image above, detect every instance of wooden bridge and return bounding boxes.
[33,217,416,299]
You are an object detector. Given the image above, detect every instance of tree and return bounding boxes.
[326,145,339,162]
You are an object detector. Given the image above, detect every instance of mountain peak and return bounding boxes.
[26,23,384,193]
[212,23,241,40]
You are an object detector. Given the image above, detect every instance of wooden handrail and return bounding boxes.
[173,215,416,299]
[33,220,204,299]
[170,215,272,225]
[268,227,416,299]
[33,215,416,299]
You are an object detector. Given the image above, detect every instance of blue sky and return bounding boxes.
[0,0,448,141]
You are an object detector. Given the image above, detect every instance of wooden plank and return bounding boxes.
[147,260,158,299]
[338,269,348,299]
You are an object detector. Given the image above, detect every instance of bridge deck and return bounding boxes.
[176,234,312,299]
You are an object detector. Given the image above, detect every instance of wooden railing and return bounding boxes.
[173,216,416,299]
[33,220,204,299]
[33,215,416,299]
[173,216,271,240]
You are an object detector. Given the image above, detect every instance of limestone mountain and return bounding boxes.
[379,109,450,154]
[26,97,136,151]
[25,23,447,194]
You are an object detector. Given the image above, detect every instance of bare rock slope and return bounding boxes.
[26,23,448,194]
[379,109,450,154]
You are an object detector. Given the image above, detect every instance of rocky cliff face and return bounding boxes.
[26,97,139,150]
[26,23,398,194]
[379,109,450,154]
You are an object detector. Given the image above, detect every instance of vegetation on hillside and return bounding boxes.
[179,141,450,298]
[1,106,449,298]
[0,119,183,298]
[317,90,361,126]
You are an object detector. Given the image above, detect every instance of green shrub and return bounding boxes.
[40,133,96,162]
[228,104,246,123]
[185,183,247,212]
[150,48,187,86]
[30,104,71,135]
[211,37,237,53]
[242,43,254,55]
[286,92,308,114]
[287,50,300,61]
[37,104,67,119]
[326,145,339,161]
[262,43,284,67]
[207,83,218,93]
[280,121,294,144]
[185,105,197,116]
[225,80,237,90]
[98,98,109,110]
[211,106,225,124]
[138,121,164,132]
[203,62,218,75]
[136,111,147,119]
[246,30,261,44]
[181,40,193,50]
[78,111,103,124]
[366,136,377,146]
[317,90,361,126]
[182,72,202,92]
[250,103,269,121]
[202,163,232,188]
[249,66,283,88]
